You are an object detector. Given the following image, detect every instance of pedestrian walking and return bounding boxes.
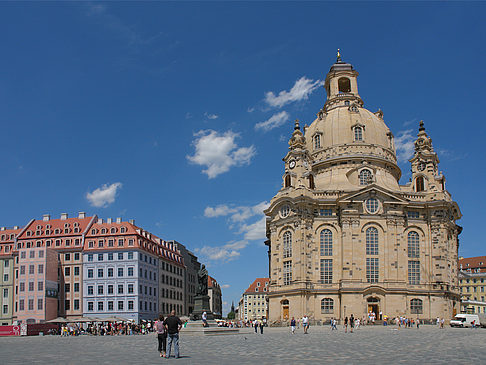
[290,317,296,334]
[254,319,259,333]
[344,316,348,333]
[350,315,355,333]
[164,310,183,359]
[302,315,309,334]
[260,317,265,334]
[332,318,338,330]
[416,318,420,329]
[155,315,167,358]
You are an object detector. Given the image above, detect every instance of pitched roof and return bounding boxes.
[459,256,486,273]
[17,216,94,239]
[244,278,269,294]
[208,275,219,288]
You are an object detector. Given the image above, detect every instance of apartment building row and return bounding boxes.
[0,212,221,325]
[237,278,269,321]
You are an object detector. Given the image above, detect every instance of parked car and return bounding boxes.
[450,314,480,328]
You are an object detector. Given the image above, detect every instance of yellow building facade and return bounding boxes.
[265,55,462,323]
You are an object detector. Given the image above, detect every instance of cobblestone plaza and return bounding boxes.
[1,326,484,364]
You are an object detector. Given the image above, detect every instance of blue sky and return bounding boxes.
[1,2,485,315]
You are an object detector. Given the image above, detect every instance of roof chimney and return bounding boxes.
[43,214,50,221]
[116,217,122,223]
[60,213,68,220]
[129,219,135,225]
[107,218,112,224]
[14,226,19,229]
[97,218,104,224]
[78,212,86,219]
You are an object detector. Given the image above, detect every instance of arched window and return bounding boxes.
[338,77,351,93]
[308,175,315,190]
[410,299,423,314]
[283,231,292,258]
[354,126,363,141]
[285,175,291,188]
[314,134,321,150]
[359,169,372,186]
[321,298,334,313]
[407,231,420,258]
[320,229,332,256]
[366,227,378,255]
[415,176,425,192]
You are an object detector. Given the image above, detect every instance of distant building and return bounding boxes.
[0,227,21,325]
[239,278,269,321]
[171,241,200,316]
[459,256,486,314]
[208,275,222,318]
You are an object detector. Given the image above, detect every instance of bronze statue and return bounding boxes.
[196,264,208,296]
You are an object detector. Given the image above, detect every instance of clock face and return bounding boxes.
[417,162,426,171]
[289,160,296,169]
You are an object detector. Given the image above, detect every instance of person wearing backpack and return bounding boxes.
[155,315,167,358]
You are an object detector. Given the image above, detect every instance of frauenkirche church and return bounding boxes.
[264,54,462,323]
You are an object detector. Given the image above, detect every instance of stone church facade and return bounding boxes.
[264,55,462,323]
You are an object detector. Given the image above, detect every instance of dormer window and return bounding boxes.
[313,134,321,150]
[359,169,372,186]
[354,126,363,141]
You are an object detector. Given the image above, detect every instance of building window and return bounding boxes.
[128,252,134,259]
[280,205,290,218]
[128,284,134,294]
[415,176,425,192]
[365,198,379,214]
[319,209,332,217]
[98,285,103,295]
[354,126,363,141]
[3,288,8,298]
[98,269,103,278]
[74,266,80,276]
[338,77,351,93]
[314,134,321,150]
[283,261,292,285]
[366,227,379,255]
[38,281,43,291]
[98,302,103,311]
[283,231,292,258]
[308,174,315,189]
[108,301,114,311]
[98,254,103,261]
[88,254,93,262]
[65,283,70,293]
[28,282,34,291]
[108,253,113,261]
[29,265,35,275]
[65,253,71,261]
[108,239,114,247]
[410,299,423,314]
[74,299,79,310]
[38,264,44,274]
[118,285,124,294]
[74,283,79,292]
[118,268,124,277]
[108,285,114,294]
[128,267,134,276]
[118,253,124,260]
[118,301,124,310]
[320,259,333,284]
[28,299,34,311]
[366,258,379,283]
[408,261,420,285]
[108,268,114,277]
[359,169,372,186]
[407,231,420,258]
[320,229,333,256]
[407,211,420,219]
[65,300,70,311]
[19,299,24,311]
[88,302,93,311]
[87,269,93,278]
[38,298,43,310]
[65,267,70,276]
[284,175,291,188]
[3,304,8,314]
[321,298,334,314]
[87,286,94,295]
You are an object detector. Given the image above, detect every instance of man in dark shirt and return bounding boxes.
[164,310,183,358]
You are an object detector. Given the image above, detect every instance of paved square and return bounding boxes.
[1,325,484,364]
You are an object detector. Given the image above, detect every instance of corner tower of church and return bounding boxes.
[265,54,462,324]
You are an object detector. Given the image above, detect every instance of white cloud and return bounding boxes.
[395,129,415,163]
[221,284,230,289]
[264,76,323,108]
[204,112,219,120]
[196,240,249,262]
[239,216,267,241]
[204,205,237,218]
[247,107,255,113]
[86,182,122,208]
[187,130,256,178]
[255,111,290,132]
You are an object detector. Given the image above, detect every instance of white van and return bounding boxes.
[450,314,480,328]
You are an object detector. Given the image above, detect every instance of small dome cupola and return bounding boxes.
[323,50,363,112]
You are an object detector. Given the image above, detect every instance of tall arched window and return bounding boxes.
[407,231,420,258]
[314,134,321,150]
[415,176,425,192]
[338,77,351,93]
[285,175,291,188]
[321,298,334,313]
[320,229,333,256]
[354,126,363,141]
[410,299,423,314]
[283,231,292,258]
[359,169,372,186]
[308,175,315,190]
[366,227,378,255]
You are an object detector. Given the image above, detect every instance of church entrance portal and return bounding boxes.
[281,299,289,320]
[367,297,380,320]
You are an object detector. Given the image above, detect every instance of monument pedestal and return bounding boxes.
[190,295,214,321]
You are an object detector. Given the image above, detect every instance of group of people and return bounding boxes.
[253,317,267,334]
[57,321,153,336]
[289,315,310,334]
